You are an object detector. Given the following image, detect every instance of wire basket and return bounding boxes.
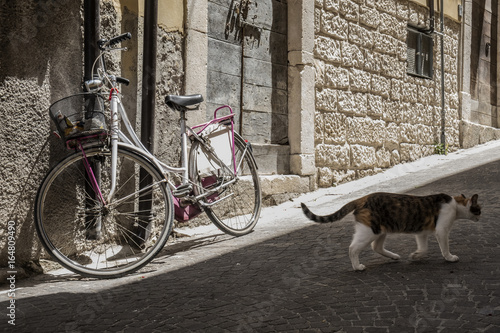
[49,93,107,141]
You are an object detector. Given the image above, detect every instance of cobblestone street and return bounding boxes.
[2,142,500,332]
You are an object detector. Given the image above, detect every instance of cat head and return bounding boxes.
[456,194,481,221]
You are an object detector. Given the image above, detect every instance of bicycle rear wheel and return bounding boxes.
[34,145,173,278]
[189,132,261,236]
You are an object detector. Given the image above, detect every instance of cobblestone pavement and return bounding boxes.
[2,142,500,332]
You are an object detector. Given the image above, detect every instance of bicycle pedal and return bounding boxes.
[173,184,192,198]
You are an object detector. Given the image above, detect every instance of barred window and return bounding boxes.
[406,26,433,79]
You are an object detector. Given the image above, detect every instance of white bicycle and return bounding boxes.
[34,33,262,278]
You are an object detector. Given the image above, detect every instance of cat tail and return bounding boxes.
[301,201,358,223]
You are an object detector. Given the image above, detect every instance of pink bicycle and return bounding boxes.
[34,33,261,278]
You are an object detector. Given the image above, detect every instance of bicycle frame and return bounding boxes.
[79,75,242,209]
[75,41,256,213]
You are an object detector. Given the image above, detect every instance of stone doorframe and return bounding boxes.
[184,0,316,177]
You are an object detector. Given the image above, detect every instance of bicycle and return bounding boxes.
[34,32,262,278]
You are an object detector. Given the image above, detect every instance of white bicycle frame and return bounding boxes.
[89,47,247,207]
[104,78,243,207]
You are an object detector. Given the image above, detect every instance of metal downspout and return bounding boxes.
[84,0,99,82]
[137,0,158,244]
[83,0,101,239]
[440,0,446,147]
[141,0,158,151]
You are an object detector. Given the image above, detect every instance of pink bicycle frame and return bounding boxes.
[190,105,237,174]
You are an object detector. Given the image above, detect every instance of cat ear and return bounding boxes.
[471,194,478,203]
[461,194,466,198]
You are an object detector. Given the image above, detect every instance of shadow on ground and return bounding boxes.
[3,161,500,332]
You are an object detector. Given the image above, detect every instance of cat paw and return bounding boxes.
[410,251,426,260]
[445,255,459,262]
[390,253,401,260]
[353,264,366,271]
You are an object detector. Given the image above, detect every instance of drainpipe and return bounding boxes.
[84,0,100,82]
[140,0,158,151]
[421,0,435,34]
[421,0,446,148]
[83,0,101,239]
[138,0,158,244]
[439,0,446,147]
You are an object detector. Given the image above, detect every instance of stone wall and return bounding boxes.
[313,0,461,187]
[0,0,184,270]
[0,0,83,271]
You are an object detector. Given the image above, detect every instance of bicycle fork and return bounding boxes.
[107,88,120,203]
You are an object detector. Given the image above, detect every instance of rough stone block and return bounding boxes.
[408,2,427,27]
[341,41,365,69]
[324,0,340,13]
[316,88,338,112]
[350,68,371,92]
[315,111,324,143]
[371,74,390,98]
[324,65,350,89]
[260,174,310,196]
[318,167,334,187]
[332,169,356,184]
[417,85,434,106]
[391,78,402,101]
[321,11,348,40]
[315,7,321,34]
[351,144,377,169]
[379,53,405,79]
[359,5,380,28]
[391,149,401,165]
[315,143,350,168]
[315,59,325,87]
[400,143,423,162]
[347,117,387,146]
[395,1,409,20]
[376,148,391,168]
[315,36,342,63]
[323,111,347,144]
[376,0,396,15]
[338,91,367,116]
[367,94,385,118]
[348,22,373,47]
[363,50,382,73]
[402,81,418,103]
[385,123,401,149]
[339,0,359,21]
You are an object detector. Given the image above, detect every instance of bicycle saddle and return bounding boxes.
[165,94,203,110]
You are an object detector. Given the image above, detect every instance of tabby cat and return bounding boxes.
[301,192,481,271]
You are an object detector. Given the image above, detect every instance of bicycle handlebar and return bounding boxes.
[109,32,132,46]
[116,77,130,86]
[98,32,132,50]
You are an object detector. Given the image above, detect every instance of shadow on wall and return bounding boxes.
[470,0,498,125]
[0,0,82,268]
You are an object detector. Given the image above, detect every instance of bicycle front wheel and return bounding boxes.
[34,145,173,278]
[189,132,261,236]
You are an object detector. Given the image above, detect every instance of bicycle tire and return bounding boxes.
[189,132,261,236]
[34,145,173,278]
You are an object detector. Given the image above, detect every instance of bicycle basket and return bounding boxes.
[49,93,107,141]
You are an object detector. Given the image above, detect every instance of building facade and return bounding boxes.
[0,0,499,268]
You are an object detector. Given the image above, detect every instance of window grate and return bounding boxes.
[406,26,433,79]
